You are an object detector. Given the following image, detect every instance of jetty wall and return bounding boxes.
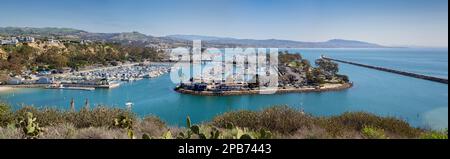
[323,57,448,84]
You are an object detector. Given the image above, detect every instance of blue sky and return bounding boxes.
[0,0,448,47]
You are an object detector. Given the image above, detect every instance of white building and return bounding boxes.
[36,77,54,84]
[0,38,19,45]
[17,36,35,43]
[7,77,23,85]
[48,39,60,44]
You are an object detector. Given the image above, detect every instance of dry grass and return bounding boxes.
[134,116,168,138]
[213,106,429,139]
[0,126,22,139]
[11,106,135,128]
[75,127,128,139]
[0,104,445,139]
[213,106,314,134]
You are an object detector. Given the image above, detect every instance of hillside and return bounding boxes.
[167,35,386,48]
[1,27,387,48]
[0,27,86,36]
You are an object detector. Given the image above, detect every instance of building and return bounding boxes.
[17,36,35,43]
[48,39,60,44]
[80,40,92,45]
[56,67,73,74]
[36,77,54,84]
[7,77,23,85]
[0,38,19,45]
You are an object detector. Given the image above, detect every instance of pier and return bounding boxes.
[322,56,448,84]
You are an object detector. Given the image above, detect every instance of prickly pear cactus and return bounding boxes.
[113,115,135,139]
[20,112,43,139]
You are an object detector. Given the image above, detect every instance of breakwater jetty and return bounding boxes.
[323,56,448,84]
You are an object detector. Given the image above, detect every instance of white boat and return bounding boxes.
[125,101,134,110]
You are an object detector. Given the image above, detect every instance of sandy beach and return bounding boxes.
[0,86,14,93]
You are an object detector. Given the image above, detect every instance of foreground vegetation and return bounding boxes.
[0,103,447,139]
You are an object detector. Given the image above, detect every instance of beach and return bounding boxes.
[0,86,14,93]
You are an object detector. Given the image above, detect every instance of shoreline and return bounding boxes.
[175,83,353,96]
[0,86,15,93]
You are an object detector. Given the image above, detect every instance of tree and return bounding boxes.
[315,59,338,79]
[36,47,68,69]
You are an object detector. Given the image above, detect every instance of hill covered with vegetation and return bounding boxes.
[0,42,165,77]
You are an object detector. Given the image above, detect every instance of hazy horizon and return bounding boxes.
[0,0,448,48]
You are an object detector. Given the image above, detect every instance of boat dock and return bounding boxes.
[322,56,448,84]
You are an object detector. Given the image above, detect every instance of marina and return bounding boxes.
[56,62,171,84]
[0,62,172,90]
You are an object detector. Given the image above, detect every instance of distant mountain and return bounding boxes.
[0,27,181,46]
[167,35,386,48]
[320,39,384,48]
[0,27,387,48]
[0,27,86,36]
[166,35,235,41]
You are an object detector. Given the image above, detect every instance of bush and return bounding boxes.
[213,110,259,130]
[68,107,136,128]
[11,106,136,128]
[420,129,448,139]
[213,106,314,134]
[258,106,314,134]
[14,107,65,127]
[0,102,10,115]
[214,107,425,139]
[0,103,13,127]
[39,123,77,139]
[322,112,421,138]
[136,116,167,137]
[361,125,387,139]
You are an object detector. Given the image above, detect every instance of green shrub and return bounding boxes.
[258,106,313,134]
[137,116,167,138]
[213,106,313,134]
[361,125,387,139]
[69,107,135,128]
[11,106,135,129]
[323,112,421,138]
[16,107,66,127]
[213,110,259,130]
[0,103,13,127]
[0,102,10,115]
[420,130,448,139]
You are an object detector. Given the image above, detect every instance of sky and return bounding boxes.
[0,0,448,47]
